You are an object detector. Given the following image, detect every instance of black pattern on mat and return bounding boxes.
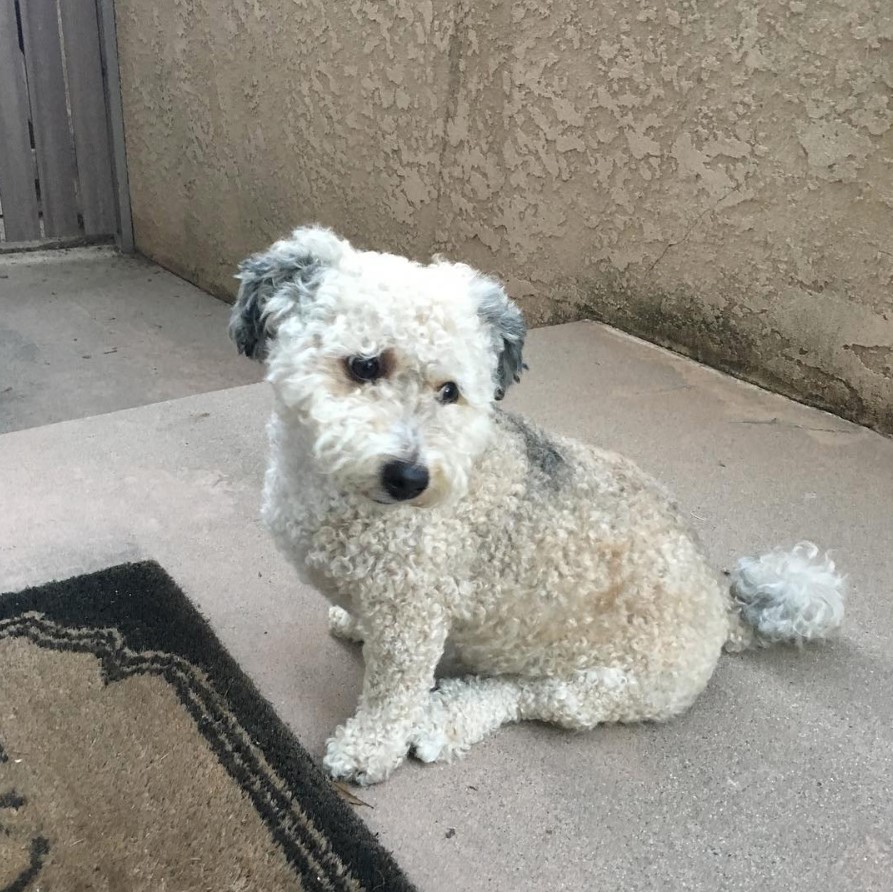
[0,562,416,892]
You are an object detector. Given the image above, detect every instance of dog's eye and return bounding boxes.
[347,356,382,382]
[438,381,460,404]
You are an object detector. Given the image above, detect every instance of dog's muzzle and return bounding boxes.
[381,460,429,502]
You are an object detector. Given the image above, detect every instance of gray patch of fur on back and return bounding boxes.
[496,410,568,490]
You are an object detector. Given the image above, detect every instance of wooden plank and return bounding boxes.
[0,233,113,254]
[97,0,132,251]
[18,0,80,237]
[59,0,116,235]
[0,0,41,240]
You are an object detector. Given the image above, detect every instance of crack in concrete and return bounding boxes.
[728,417,859,434]
[430,0,470,250]
[643,185,742,278]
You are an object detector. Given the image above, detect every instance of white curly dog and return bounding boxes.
[230,226,845,786]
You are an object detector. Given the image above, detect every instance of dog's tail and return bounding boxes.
[725,541,845,650]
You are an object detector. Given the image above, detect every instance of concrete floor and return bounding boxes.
[0,247,261,433]
[1,251,892,891]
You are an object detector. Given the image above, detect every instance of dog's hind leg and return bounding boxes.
[328,605,363,642]
[411,668,643,763]
[411,677,523,763]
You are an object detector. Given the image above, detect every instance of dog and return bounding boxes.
[229,226,845,786]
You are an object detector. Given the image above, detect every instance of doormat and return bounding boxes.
[0,561,415,891]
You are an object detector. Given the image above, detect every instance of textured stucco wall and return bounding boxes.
[114,0,893,433]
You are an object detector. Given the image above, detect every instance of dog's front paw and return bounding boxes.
[323,721,407,786]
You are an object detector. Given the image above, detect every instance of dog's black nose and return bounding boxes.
[381,461,429,501]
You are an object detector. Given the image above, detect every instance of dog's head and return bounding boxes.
[230,226,526,506]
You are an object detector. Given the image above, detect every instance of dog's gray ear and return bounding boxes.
[229,226,346,361]
[473,275,527,400]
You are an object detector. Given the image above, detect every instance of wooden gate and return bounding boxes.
[0,0,131,249]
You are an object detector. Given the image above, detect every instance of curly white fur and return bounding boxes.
[731,542,845,644]
[229,226,846,786]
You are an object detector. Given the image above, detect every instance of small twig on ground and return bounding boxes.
[332,781,374,809]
